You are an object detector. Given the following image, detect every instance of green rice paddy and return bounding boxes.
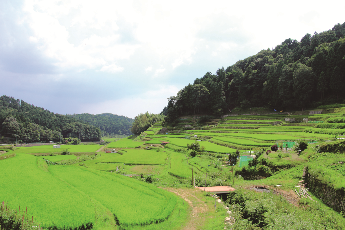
[107,138,144,148]
[15,144,101,154]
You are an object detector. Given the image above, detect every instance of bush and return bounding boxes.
[271,145,278,152]
[61,149,70,155]
[145,176,153,183]
[319,140,345,153]
[63,137,80,145]
[187,141,204,157]
[293,140,308,153]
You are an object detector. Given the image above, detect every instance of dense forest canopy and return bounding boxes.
[163,22,345,123]
[131,112,165,135]
[68,113,133,136]
[0,95,101,143]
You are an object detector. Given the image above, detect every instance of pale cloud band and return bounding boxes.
[1,0,345,118]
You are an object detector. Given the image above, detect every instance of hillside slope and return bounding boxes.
[164,22,345,123]
[68,113,133,136]
[0,95,101,143]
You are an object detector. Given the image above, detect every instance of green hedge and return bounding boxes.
[319,140,345,153]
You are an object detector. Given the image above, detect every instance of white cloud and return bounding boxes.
[21,0,345,77]
[154,68,165,76]
[22,0,140,71]
[3,0,345,117]
[100,64,124,73]
[79,85,179,118]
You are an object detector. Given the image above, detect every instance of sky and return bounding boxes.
[1,0,345,118]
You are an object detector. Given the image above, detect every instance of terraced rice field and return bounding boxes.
[1,143,188,229]
[107,138,144,148]
[15,144,101,154]
[3,107,345,229]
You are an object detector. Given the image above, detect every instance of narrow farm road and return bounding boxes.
[164,188,213,230]
[96,145,106,152]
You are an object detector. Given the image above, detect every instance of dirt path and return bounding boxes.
[164,188,211,230]
[96,145,106,152]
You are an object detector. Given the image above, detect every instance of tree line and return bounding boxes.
[131,112,165,135]
[163,22,345,123]
[0,96,101,143]
[68,113,133,136]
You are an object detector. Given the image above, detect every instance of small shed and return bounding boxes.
[161,142,169,146]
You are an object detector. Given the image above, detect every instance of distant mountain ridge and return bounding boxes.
[0,95,101,143]
[68,113,133,136]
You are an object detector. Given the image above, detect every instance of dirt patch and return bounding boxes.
[247,185,300,206]
[130,165,164,174]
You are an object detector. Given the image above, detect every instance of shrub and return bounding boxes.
[229,149,240,166]
[319,140,345,153]
[271,145,278,152]
[293,140,308,153]
[145,176,153,183]
[187,142,202,157]
[61,149,70,155]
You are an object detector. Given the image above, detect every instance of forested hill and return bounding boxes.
[163,22,345,122]
[68,113,133,136]
[0,95,101,143]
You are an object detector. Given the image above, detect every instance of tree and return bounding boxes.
[330,66,344,99]
[317,71,328,100]
[294,140,308,153]
[229,149,240,185]
[1,116,21,139]
[191,84,209,114]
[278,64,295,108]
[187,141,202,157]
[131,112,164,135]
[293,64,315,110]
[229,149,240,166]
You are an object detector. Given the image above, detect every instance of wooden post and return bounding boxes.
[232,165,235,185]
[192,167,194,187]
[205,173,207,191]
